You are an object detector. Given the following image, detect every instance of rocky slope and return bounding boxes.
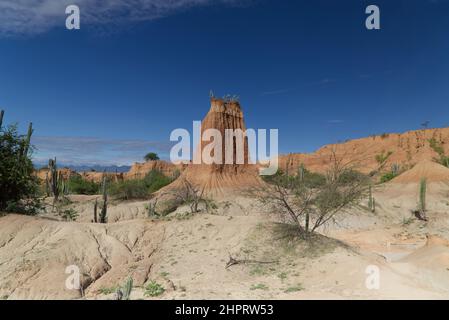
[280,127,449,175]
[124,160,184,180]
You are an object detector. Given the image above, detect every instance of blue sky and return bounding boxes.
[0,0,448,165]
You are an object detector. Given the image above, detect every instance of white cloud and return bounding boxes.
[31,135,174,166]
[0,0,244,35]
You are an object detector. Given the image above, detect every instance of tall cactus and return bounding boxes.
[419,178,427,214]
[99,176,108,223]
[114,277,133,300]
[368,185,376,213]
[60,176,69,196]
[93,198,98,223]
[298,163,305,182]
[45,172,51,197]
[22,122,33,158]
[49,158,60,203]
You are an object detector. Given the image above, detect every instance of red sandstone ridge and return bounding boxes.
[124,160,185,180]
[80,171,124,183]
[35,167,79,182]
[279,127,449,175]
[163,98,262,196]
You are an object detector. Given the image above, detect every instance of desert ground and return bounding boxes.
[1,162,449,300]
[1,99,449,300]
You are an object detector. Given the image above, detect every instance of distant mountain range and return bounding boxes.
[34,163,132,173]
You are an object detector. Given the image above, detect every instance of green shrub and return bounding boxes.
[144,152,160,161]
[429,138,444,155]
[284,284,303,293]
[67,175,100,195]
[380,172,397,183]
[144,281,165,297]
[143,170,173,194]
[429,139,449,167]
[0,120,41,215]
[302,170,326,188]
[98,286,118,295]
[250,283,269,291]
[59,208,78,221]
[338,170,369,185]
[108,170,173,200]
[108,179,148,200]
[375,151,393,165]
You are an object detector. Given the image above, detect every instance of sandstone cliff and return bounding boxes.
[163,98,262,196]
[124,160,185,180]
[280,127,449,176]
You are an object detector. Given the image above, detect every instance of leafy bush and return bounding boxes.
[375,151,393,165]
[380,172,397,183]
[143,170,173,194]
[302,170,327,188]
[429,138,444,155]
[144,281,165,297]
[337,169,368,185]
[429,138,449,167]
[256,154,368,239]
[108,170,172,200]
[108,179,148,200]
[59,208,78,221]
[144,152,160,161]
[0,122,41,214]
[67,175,100,195]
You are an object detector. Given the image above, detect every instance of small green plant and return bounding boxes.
[98,286,118,295]
[375,151,393,165]
[144,281,165,297]
[60,208,78,221]
[380,172,397,183]
[284,284,304,293]
[402,217,414,226]
[250,283,269,291]
[249,265,267,276]
[277,272,288,281]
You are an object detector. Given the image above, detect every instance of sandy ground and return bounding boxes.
[1,182,449,300]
